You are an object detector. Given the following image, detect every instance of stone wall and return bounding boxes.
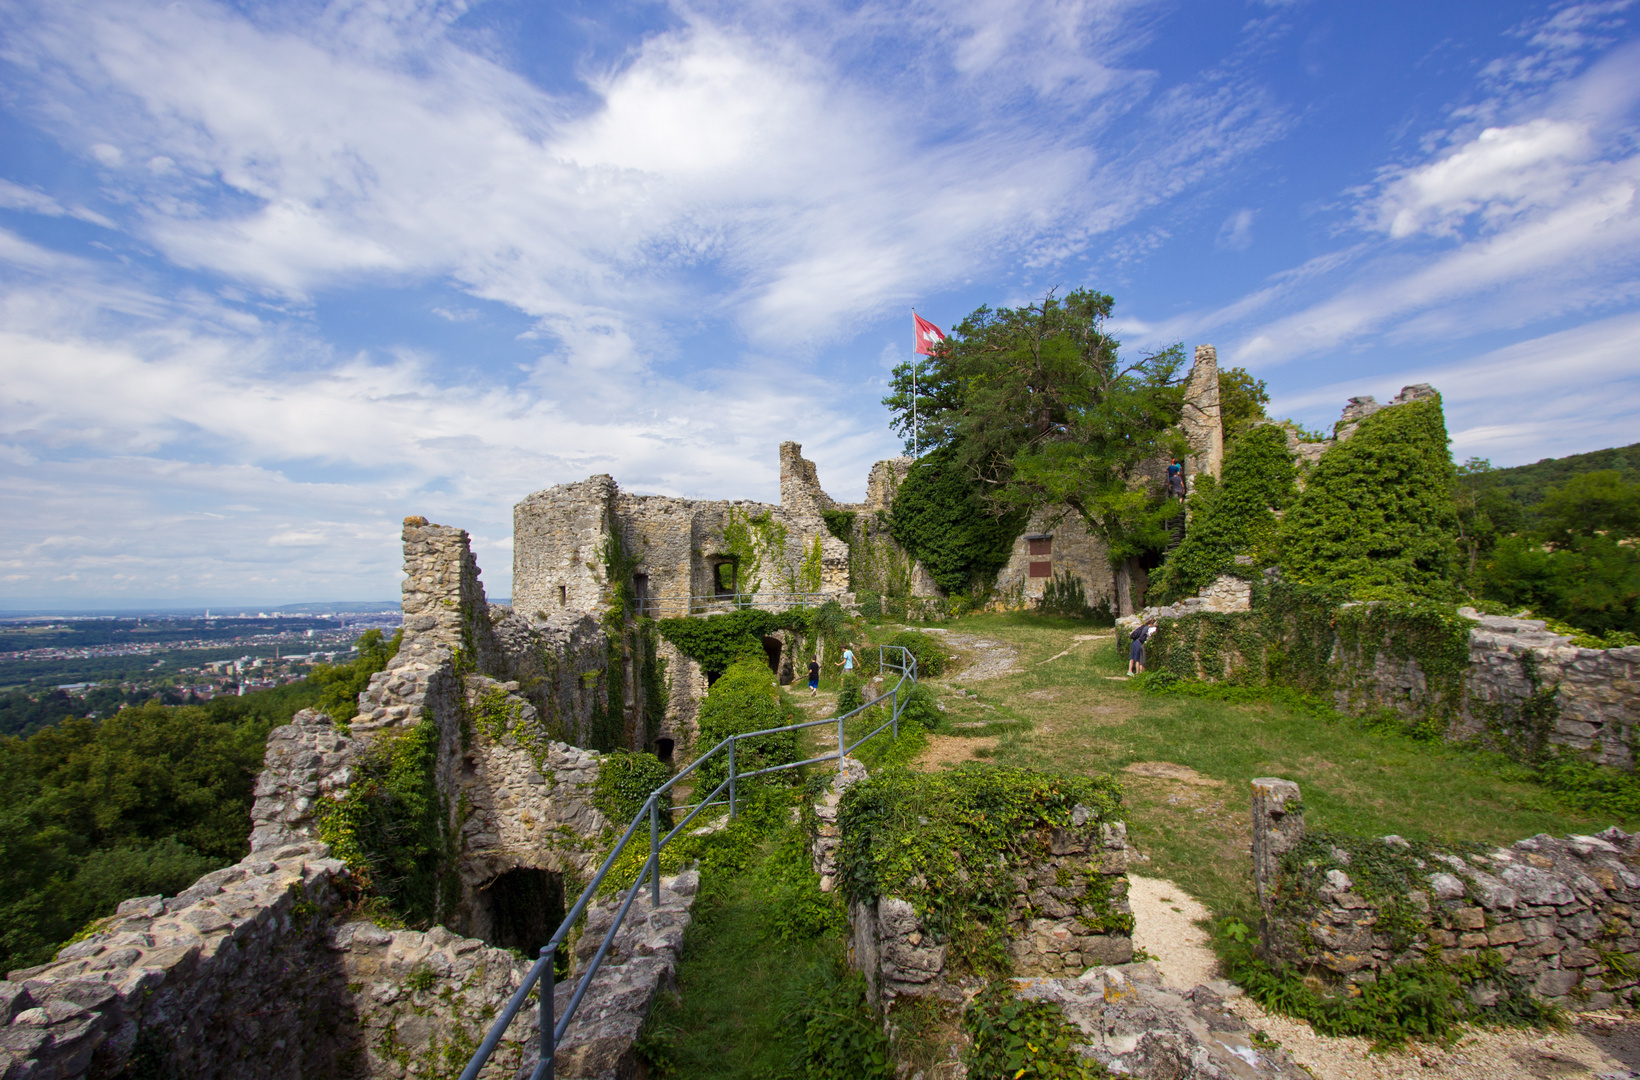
[1251,779,1640,1009]
[995,509,1115,609]
[816,765,1133,1005]
[513,476,619,621]
[0,841,358,1080]
[1180,344,1223,482]
[1122,573,1639,767]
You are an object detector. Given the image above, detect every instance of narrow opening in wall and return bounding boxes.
[656,737,675,762]
[478,868,564,964]
[558,585,567,606]
[633,573,648,613]
[761,635,782,678]
[713,560,737,596]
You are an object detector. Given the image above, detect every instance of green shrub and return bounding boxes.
[834,677,864,717]
[1153,424,1296,602]
[962,982,1104,1079]
[837,764,1122,977]
[760,831,847,942]
[887,630,948,678]
[593,750,673,829]
[1279,398,1460,599]
[794,961,895,1078]
[695,659,797,792]
[889,445,1026,594]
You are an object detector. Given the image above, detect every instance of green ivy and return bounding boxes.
[1279,399,1461,599]
[316,717,446,926]
[962,983,1106,1079]
[1153,423,1296,602]
[836,764,1122,977]
[821,509,857,544]
[593,749,674,829]
[889,445,1026,595]
[794,963,896,1079]
[658,610,805,676]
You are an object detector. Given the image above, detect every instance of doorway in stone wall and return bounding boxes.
[655,737,675,763]
[761,635,783,680]
[477,868,565,964]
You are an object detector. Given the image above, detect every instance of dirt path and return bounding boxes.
[920,628,1019,681]
[1127,874,1640,1080]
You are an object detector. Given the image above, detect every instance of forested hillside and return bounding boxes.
[0,630,399,972]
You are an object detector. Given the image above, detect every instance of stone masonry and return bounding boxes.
[816,764,1133,1005]
[1252,779,1640,1009]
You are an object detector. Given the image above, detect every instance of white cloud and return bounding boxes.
[1215,208,1256,250]
[1267,311,1640,464]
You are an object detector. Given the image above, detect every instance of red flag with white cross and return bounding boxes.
[913,313,946,356]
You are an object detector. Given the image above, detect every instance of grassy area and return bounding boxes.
[862,611,1635,919]
[647,608,1635,1073]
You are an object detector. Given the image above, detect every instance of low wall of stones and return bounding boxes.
[0,842,357,1080]
[1124,579,1640,767]
[1251,778,1640,1009]
[813,765,1133,1004]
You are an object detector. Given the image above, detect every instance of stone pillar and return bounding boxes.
[1250,778,1304,909]
[1181,345,1224,481]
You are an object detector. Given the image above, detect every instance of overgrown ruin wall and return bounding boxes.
[2,518,693,1080]
[1252,779,1640,1010]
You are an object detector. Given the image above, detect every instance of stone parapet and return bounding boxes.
[1252,780,1640,1009]
[249,708,358,853]
[0,842,353,1080]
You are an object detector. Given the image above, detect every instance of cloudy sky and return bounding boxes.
[2,0,1637,607]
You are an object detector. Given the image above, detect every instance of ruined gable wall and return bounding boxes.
[1180,344,1224,482]
[994,509,1114,608]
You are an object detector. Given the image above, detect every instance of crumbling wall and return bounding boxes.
[994,509,1114,609]
[0,842,357,1080]
[1251,779,1640,1009]
[1180,344,1223,482]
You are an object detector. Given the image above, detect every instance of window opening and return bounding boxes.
[655,737,675,763]
[713,561,737,596]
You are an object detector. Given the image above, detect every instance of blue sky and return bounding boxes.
[2,0,1637,606]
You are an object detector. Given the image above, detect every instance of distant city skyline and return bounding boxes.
[3,0,1637,605]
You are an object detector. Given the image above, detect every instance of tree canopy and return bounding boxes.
[883,289,1189,604]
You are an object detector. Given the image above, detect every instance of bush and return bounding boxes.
[310,628,402,722]
[889,445,1026,594]
[1153,423,1295,602]
[887,630,949,678]
[794,962,894,1079]
[962,982,1103,1079]
[593,750,673,829]
[1279,399,1460,599]
[833,677,864,717]
[658,611,805,676]
[695,659,798,792]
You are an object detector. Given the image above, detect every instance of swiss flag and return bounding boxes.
[913,313,946,356]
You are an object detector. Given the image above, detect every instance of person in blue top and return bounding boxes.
[837,646,855,675]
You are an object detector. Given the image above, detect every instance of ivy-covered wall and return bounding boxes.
[833,763,1130,1001]
[1138,578,1640,767]
[1252,779,1640,1013]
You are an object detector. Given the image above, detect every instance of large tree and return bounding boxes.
[883,289,1188,613]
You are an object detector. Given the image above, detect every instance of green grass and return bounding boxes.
[638,830,848,1079]
[889,611,1635,920]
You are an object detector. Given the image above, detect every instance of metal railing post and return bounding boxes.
[837,710,846,774]
[727,738,738,819]
[541,949,555,1080]
[892,686,899,739]
[649,796,661,907]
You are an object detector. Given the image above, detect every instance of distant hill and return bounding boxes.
[1489,442,1640,505]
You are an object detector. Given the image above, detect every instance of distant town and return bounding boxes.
[0,606,405,725]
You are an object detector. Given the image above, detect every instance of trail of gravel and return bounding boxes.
[1126,872,1640,1080]
[919,628,1019,681]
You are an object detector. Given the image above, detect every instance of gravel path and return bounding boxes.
[919,628,1019,681]
[1127,874,1640,1080]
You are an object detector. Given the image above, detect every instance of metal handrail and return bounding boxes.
[459,644,919,1080]
[631,591,844,618]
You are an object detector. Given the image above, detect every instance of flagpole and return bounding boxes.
[911,309,918,458]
